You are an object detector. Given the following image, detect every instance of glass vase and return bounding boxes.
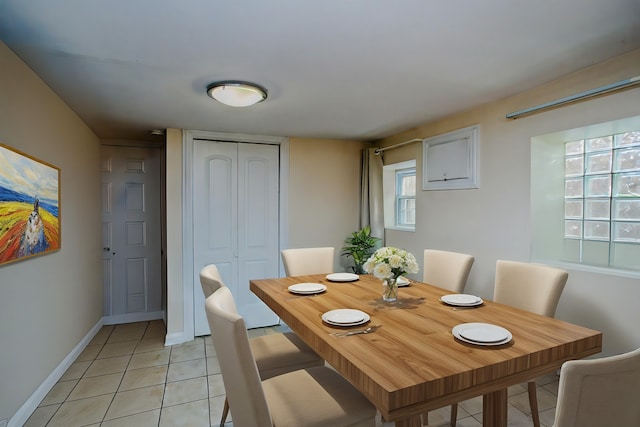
[382,277,399,303]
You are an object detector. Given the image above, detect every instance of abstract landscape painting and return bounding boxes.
[0,143,60,266]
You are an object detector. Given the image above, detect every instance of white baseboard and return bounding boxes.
[103,310,164,325]
[164,331,187,347]
[8,318,104,427]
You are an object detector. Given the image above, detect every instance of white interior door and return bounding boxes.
[193,140,280,335]
[101,145,162,321]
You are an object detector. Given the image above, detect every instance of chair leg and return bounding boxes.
[421,411,428,426]
[527,380,540,427]
[220,397,230,427]
[450,403,458,427]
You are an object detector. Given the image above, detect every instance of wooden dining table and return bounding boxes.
[250,274,602,427]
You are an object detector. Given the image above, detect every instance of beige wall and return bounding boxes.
[379,49,640,357]
[0,42,102,422]
[288,137,369,270]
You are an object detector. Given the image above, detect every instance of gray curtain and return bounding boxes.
[360,147,384,245]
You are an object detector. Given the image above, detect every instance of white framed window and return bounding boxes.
[396,168,416,227]
[383,160,416,231]
[531,115,640,275]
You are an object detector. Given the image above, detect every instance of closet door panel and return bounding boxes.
[237,143,279,328]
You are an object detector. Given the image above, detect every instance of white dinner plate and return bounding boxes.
[440,294,484,306]
[288,283,327,295]
[322,309,370,326]
[396,276,410,287]
[452,323,512,346]
[326,273,360,282]
[323,317,370,327]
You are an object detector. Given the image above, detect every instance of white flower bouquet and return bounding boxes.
[363,247,419,301]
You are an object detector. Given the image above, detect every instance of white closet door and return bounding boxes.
[193,140,279,335]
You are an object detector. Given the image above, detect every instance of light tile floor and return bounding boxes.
[25,320,558,427]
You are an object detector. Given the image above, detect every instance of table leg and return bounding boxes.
[483,388,508,427]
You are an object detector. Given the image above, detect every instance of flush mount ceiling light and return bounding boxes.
[206,81,268,107]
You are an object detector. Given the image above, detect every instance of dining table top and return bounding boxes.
[250,274,602,426]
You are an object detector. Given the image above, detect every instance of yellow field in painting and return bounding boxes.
[0,201,60,261]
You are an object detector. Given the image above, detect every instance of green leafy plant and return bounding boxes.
[341,225,380,274]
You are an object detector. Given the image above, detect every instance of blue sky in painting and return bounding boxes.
[0,185,59,217]
[0,145,59,214]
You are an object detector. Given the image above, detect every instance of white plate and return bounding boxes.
[452,323,512,346]
[440,294,483,306]
[288,283,327,295]
[326,273,359,282]
[322,309,370,326]
[396,276,410,287]
[324,317,370,327]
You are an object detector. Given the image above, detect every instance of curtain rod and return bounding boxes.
[506,75,640,119]
[374,138,423,155]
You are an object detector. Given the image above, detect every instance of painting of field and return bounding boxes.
[0,143,60,266]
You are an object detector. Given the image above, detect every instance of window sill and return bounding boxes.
[532,258,640,279]
[386,226,415,232]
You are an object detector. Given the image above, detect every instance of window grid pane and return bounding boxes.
[585,152,612,175]
[395,168,416,228]
[585,136,612,152]
[614,147,640,173]
[565,140,584,155]
[400,175,416,196]
[584,199,610,220]
[397,197,416,226]
[613,222,640,242]
[565,178,584,198]
[563,130,640,264]
[565,155,584,176]
[584,175,611,197]
[613,172,640,197]
[614,131,640,148]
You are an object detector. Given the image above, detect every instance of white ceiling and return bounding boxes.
[1,1,639,142]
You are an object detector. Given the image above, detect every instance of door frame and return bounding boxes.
[182,130,289,342]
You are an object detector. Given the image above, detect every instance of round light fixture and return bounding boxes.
[206,81,268,107]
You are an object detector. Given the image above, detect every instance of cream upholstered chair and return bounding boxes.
[281,247,335,276]
[493,260,568,318]
[552,348,640,427]
[199,264,323,426]
[494,260,568,427]
[205,286,376,427]
[200,263,225,298]
[422,249,475,292]
[421,250,474,426]
[442,260,568,427]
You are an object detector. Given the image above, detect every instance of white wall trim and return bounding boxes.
[164,331,186,347]
[103,310,164,325]
[180,130,289,344]
[8,318,104,427]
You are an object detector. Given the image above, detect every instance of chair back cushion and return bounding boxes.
[199,264,225,298]
[281,247,335,276]
[422,249,474,293]
[494,260,568,317]
[205,287,272,426]
[553,348,640,427]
